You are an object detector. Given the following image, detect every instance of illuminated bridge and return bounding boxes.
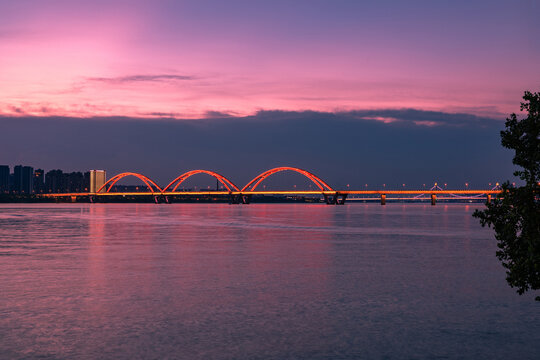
[39,166,502,205]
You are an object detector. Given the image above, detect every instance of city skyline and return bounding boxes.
[0,158,511,193]
[0,163,503,208]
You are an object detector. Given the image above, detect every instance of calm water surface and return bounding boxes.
[0,203,538,359]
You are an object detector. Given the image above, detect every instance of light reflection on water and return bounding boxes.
[0,203,538,359]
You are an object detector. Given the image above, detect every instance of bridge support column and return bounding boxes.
[154,195,168,204]
[381,194,386,205]
[337,193,347,205]
[324,193,347,205]
[70,195,77,203]
[229,194,242,204]
[486,194,491,204]
[324,193,337,205]
[431,194,436,206]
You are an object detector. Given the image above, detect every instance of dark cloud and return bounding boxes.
[347,109,497,127]
[0,109,513,189]
[246,109,498,128]
[203,111,235,119]
[141,111,184,118]
[8,106,24,114]
[87,74,195,84]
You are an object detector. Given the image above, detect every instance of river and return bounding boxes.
[0,203,538,359]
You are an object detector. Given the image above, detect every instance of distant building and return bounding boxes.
[66,172,85,192]
[90,170,106,193]
[83,171,90,192]
[0,165,9,194]
[45,169,65,193]
[33,169,45,193]
[13,165,34,194]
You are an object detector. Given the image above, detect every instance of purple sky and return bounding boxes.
[0,0,538,187]
[1,0,538,119]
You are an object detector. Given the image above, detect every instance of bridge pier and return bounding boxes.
[381,194,386,205]
[431,194,436,206]
[70,195,77,203]
[486,194,491,204]
[229,194,242,204]
[324,193,347,205]
[323,194,332,204]
[154,195,169,204]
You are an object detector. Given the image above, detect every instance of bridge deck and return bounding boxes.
[39,189,502,197]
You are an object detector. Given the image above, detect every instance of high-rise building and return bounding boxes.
[83,172,90,192]
[66,172,85,192]
[13,165,34,194]
[45,169,65,193]
[89,170,106,193]
[0,165,9,194]
[33,169,44,193]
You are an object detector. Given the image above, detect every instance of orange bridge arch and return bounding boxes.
[162,170,240,192]
[96,172,163,193]
[241,167,334,192]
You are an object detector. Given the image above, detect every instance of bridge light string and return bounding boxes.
[54,167,503,201]
[240,167,334,192]
[96,172,163,193]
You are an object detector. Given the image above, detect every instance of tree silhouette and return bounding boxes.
[474,91,540,300]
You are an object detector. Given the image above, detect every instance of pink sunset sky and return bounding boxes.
[1,0,538,119]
